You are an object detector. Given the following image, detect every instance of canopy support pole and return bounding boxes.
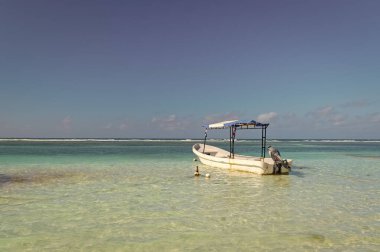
[202,129,207,153]
[261,126,267,158]
[232,126,236,158]
[229,127,232,157]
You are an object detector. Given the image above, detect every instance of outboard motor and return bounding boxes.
[268,146,290,174]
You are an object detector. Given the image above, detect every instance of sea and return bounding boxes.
[0,139,379,251]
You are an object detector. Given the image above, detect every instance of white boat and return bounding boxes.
[192,120,292,175]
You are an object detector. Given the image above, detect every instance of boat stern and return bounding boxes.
[263,158,292,175]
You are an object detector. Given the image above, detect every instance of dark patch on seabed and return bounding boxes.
[345,154,380,160]
[0,171,78,187]
[288,166,311,178]
[289,170,304,178]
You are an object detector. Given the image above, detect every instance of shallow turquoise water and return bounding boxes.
[1,140,379,251]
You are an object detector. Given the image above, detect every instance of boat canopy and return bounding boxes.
[201,119,269,158]
[205,119,269,129]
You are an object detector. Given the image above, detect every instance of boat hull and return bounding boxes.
[192,143,291,175]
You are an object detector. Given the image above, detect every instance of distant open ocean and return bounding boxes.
[1,139,379,251]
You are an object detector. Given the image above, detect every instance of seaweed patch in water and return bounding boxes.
[345,154,380,160]
[0,171,80,186]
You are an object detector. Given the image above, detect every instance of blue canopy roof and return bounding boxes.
[205,119,269,129]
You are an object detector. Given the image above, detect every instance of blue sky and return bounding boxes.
[1,0,379,139]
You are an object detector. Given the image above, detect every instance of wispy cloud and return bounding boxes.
[307,106,347,127]
[118,120,137,131]
[119,123,129,130]
[151,114,191,131]
[368,112,380,123]
[62,116,72,130]
[104,123,113,130]
[315,106,334,116]
[257,112,278,123]
[340,99,371,109]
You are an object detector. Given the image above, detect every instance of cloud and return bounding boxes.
[307,106,347,127]
[341,100,371,109]
[119,123,128,130]
[257,112,278,123]
[197,108,380,138]
[316,106,334,116]
[368,112,380,123]
[151,114,191,131]
[104,123,113,129]
[118,120,138,131]
[62,116,72,130]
